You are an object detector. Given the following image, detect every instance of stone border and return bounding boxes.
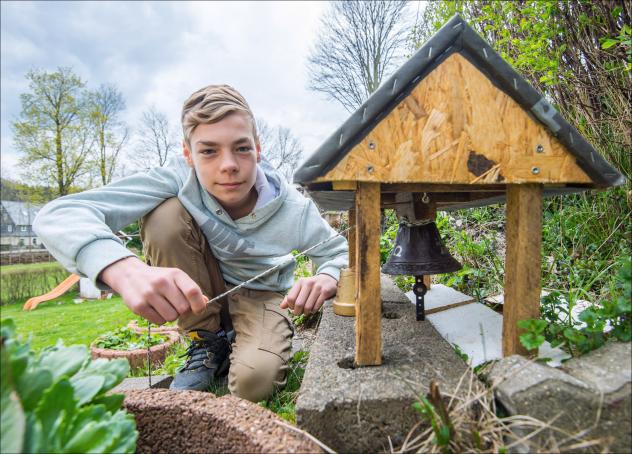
[123,389,322,453]
[127,320,180,335]
[91,331,180,370]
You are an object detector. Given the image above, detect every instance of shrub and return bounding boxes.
[1,318,137,453]
[0,263,69,304]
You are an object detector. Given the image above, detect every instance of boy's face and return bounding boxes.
[183,113,261,218]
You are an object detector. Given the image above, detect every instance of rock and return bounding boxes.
[122,389,322,453]
[488,342,631,452]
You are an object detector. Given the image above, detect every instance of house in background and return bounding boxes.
[0,200,44,250]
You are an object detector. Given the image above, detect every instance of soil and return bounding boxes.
[123,389,322,453]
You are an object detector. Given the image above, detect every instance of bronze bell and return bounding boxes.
[382,221,461,321]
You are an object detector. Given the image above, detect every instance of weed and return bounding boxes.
[258,350,309,423]
[519,256,631,356]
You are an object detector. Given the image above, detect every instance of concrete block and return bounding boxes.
[380,273,410,303]
[488,342,631,452]
[295,276,471,452]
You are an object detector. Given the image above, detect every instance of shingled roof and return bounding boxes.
[294,14,624,193]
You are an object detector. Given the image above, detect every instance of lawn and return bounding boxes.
[0,291,143,351]
[1,261,64,272]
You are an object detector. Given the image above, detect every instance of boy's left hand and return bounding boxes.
[280,274,338,316]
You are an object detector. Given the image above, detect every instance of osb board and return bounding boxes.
[318,53,592,185]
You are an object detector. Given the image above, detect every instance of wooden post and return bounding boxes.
[348,208,356,272]
[355,182,382,366]
[503,184,543,356]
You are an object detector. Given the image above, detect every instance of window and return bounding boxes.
[20,226,27,232]
[32,238,37,245]
[7,225,12,233]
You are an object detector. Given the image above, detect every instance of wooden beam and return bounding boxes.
[382,183,508,193]
[355,182,382,366]
[503,184,543,356]
[332,181,357,191]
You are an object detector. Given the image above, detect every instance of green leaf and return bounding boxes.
[34,378,77,450]
[39,345,89,381]
[1,342,26,454]
[16,368,53,412]
[23,413,45,454]
[73,358,129,394]
[102,411,137,454]
[601,39,618,49]
[62,420,112,453]
[71,375,105,406]
[92,394,125,413]
[519,333,545,351]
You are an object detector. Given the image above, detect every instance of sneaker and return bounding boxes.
[170,329,231,391]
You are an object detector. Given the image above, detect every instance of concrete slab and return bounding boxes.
[405,283,474,314]
[295,277,472,453]
[406,292,571,367]
[111,375,172,393]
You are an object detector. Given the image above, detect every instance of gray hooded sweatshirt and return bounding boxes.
[33,156,348,292]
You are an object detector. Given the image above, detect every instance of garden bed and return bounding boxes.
[91,327,181,370]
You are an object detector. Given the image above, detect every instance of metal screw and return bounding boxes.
[368,141,376,150]
[536,144,544,153]
[531,167,540,175]
[367,165,374,174]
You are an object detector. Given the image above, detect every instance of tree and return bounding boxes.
[13,67,93,197]
[130,107,178,171]
[87,84,128,185]
[307,0,409,112]
[255,118,304,181]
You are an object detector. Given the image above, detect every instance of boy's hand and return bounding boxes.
[280,274,338,316]
[99,257,207,325]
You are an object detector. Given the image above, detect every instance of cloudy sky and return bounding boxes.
[1,1,358,181]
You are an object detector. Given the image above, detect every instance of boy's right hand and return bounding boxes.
[99,257,207,325]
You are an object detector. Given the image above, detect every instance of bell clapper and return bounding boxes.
[413,276,428,321]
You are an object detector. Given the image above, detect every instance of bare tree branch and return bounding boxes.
[130,106,178,171]
[307,0,409,112]
[256,117,304,181]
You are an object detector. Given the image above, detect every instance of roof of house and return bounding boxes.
[294,14,624,190]
[1,200,42,225]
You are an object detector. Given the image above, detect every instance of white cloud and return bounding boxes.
[1,1,351,180]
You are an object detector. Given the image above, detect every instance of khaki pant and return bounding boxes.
[139,198,293,402]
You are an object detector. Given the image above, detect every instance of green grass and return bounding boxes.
[0,261,63,273]
[0,291,142,351]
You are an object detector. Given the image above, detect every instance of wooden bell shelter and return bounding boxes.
[294,15,624,366]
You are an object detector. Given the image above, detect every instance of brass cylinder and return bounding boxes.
[333,267,356,317]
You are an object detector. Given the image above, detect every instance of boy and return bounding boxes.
[33,84,348,402]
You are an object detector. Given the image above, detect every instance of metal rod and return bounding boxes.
[147,321,152,388]
[206,226,354,305]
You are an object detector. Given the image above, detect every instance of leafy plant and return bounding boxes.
[1,318,137,453]
[519,256,631,356]
[93,327,167,351]
[412,381,455,454]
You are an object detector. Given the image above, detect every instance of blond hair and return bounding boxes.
[181,84,257,145]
